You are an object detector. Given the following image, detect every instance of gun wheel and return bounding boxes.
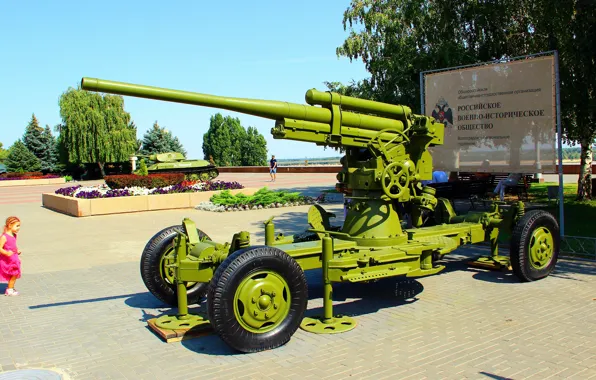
[140,225,211,306]
[510,210,560,282]
[207,246,308,353]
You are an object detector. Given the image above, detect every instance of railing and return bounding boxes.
[561,235,596,261]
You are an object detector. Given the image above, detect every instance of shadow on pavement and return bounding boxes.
[478,371,513,380]
[28,292,143,309]
[179,277,425,356]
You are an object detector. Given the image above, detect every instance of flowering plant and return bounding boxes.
[54,180,244,199]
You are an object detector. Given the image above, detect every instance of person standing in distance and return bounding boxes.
[269,155,278,182]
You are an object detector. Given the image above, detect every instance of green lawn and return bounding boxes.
[527,182,596,238]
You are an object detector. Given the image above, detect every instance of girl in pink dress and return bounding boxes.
[0,216,22,296]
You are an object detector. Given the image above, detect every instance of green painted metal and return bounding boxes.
[300,234,357,334]
[529,227,554,270]
[135,151,219,180]
[233,270,291,333]
[81,76,560,354]
[155,232,210,330]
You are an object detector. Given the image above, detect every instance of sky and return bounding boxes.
[0,1,372,160]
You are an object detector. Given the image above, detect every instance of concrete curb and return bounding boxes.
[0,177,66,187]
[41,187,260,217]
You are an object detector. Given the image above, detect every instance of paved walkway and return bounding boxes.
[0,173,594,380]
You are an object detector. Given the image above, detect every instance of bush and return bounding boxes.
[0,173,60,181]
[104,173,184,189]
[210,187,306,207]
[4,172,44,178]
[135,159,149,176]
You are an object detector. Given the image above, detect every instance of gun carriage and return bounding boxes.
[81,77,559,353]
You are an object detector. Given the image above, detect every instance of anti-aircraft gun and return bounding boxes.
[134,152,219,181]
[81,77,559,353]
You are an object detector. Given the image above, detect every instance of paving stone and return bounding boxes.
[0,177,595,379]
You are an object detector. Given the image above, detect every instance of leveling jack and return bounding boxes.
[150,234,211,342]
[468,228,512,271]
[300,234,357,334]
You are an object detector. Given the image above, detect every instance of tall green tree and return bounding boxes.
[5,140,41,173]
[0,142,8,164]
[241,126,268,166]
[335,0,594,199]
[554,0,596,199]
[22,114,46,163]
[57,87,137,177]
[202,113,248,166]
[40,125,59,172]
[140,121,187,157]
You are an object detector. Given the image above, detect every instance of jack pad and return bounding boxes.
[148,316,212,343]
[155,313,210,330]
[300,315,357,334]
[468,255,511,271]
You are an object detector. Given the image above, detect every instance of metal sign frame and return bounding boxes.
[420,51,564,237]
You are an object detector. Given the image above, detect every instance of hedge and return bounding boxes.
[104,173,185,189]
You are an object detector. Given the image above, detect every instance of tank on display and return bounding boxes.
[81,77,560,354]
[136,152,219,181]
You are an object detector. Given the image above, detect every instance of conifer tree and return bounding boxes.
[41,125,59,172]
[5,140,42,173]
[140,121,187,157]
[22,114,46,162]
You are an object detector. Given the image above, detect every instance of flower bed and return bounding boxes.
[0,174,61,181]
[54,180,244,199]
[43,179,257,217]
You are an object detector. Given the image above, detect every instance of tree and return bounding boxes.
[241,127,268,166]
[202,113,247,166]
[57,87,137,177]
[334,0,594,199]
[555,0,596,200]
[40,125,59,172]
[5,140,41,173]
[140,121,187,157]
[0,142,8,164]
[22,114,46,162]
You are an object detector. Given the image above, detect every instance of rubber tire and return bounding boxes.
[140,225,211,306]
[207,246,308,353]
[510,210,560,282]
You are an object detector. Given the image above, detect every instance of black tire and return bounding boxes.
[510,210,560,282]
[207,246,308,353]
[140,225,211,306]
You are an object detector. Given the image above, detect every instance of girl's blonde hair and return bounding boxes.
[3,216,20,235]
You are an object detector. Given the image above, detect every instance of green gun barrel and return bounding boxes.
[305,89,412,122]
[80,78,406,134]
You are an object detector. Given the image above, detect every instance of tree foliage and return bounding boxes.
[40,125,59,173]
[241,127,268,166]
[202,113,267,166]
[57,87,137,177]
[335,0,595,199]
[22,114,46,161]
[135,159,149,176]
[0,142,8,164]
[5,140,41,173]
[140,121,187,157]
